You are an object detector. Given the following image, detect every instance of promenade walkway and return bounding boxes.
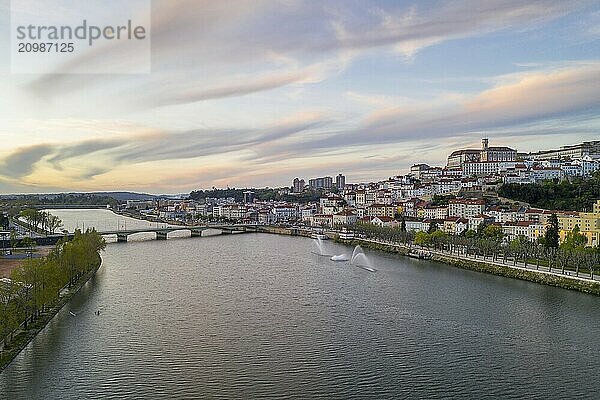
[358,237,599,283]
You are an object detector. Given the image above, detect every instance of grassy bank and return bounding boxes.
[432,254,600,296]
[0,254,102,372]
[0,252,102,372]
[338,237,600,296]
[1,230,106,372]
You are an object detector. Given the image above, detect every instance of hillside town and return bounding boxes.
[121,140,600,247]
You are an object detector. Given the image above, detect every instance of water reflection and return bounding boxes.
[1,220,599,399]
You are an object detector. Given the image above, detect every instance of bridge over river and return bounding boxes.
[101,224,262,243]
[0,224,264,248]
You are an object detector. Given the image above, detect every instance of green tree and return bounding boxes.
[0,282,25,349]
[476,221,489,237]
[430,230,448,250]
[427,220,439,234]
[414,231,431,247]
[0,213,8,229]
[10,231,18,249]
[584,248,599,279]
[46,215,63,234]
[544,213,560,249]
[498,171,600,211]
[464,229,477,239]
[482,225,503,242]
[561,225,587,250]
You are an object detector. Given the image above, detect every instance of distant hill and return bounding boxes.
[1,191,194,203]
[0,192,191,205]
[91,192,159,201]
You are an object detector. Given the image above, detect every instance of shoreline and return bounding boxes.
[43,209,600,297]
[0,253,103,373]
[94,213,600,296]
[335,237,600,297]
[254,226,600,295]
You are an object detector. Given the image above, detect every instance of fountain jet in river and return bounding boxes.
[350,245,376,272]
[312,237,332,257]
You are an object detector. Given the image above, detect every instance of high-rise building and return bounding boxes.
[243,191,255,204]
[308,176,333,190]
[292,178,305,193]
[335,173,346,190]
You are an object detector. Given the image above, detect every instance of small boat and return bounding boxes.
[311,233,328,240]
[407,250,433,260]
[330,254,350,262]
[338,228,355,240]
[69,311,77,317]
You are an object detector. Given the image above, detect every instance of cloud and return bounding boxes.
[0,112,330,182]
[156,69,316,106]
[463,64,600,125]
[47,138,125,166]
[329,0,584,57]
[327,63,600,148]
[25,0,590,104]
[106,113,328,164]
[2,1,598,192]
[5,62,598,190]
[0,144,54,178]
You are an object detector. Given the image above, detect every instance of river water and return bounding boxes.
[1,210,599,398]
[44,209,173,233]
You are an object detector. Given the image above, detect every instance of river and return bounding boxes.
[44,208,173,233]
[1,210,599,398]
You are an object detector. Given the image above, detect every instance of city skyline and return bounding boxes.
[1,0,599,194]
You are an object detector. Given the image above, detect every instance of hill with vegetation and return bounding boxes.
[189,187,326,203]
[498,171,600,211]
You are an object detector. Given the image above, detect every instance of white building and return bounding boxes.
[578,157,600,177]
[360,216,397,227]
[448,199,485,219]
[333,210,357,226]
[443,217,468,235]
[272,205,298,222]
[532,166,564,182]
[502,221,545,242]
[312,214,333,227]
[463,161,517,177]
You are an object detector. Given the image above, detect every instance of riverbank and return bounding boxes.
[0,253,103,372]
[337,237,600,296]
[41,208,600,297]
[148,220,600,296]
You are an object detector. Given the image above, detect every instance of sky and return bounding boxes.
[0,0,599,194]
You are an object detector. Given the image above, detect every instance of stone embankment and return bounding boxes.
[337,237,600,296]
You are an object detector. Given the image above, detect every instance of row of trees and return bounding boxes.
[0,230,105,352]
[1,194,119,207]
[19,209,63,234]
[349,220,600,279]
[189,187,326,204]
[0,213,8,230]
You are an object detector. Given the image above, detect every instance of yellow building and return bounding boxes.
[558,200,600,246]
[365,204,396,218]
